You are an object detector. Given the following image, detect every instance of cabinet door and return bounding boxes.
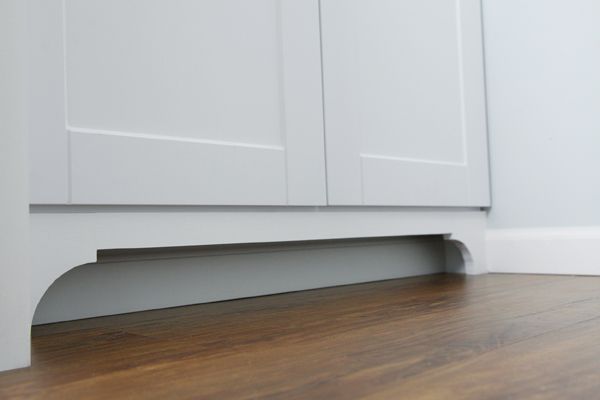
[29,0,326,205]
[321,0,490,206]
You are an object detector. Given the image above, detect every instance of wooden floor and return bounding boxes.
[2,274,600,399]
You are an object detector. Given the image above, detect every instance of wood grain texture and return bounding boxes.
[2,274,600,399]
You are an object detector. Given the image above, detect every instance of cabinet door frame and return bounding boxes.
[321,0,490,206]
[28,0,326,206]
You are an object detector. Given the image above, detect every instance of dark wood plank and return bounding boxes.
[1,274,600,399]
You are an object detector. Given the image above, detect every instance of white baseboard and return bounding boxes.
[487,227,600,275]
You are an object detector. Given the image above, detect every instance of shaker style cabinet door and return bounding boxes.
[28,0,326,205]
[320,0,490,206]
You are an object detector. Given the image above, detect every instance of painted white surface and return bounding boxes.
[27,0,69,203]
[70,129,287,204]
[29,0,326,205]
[483,0,600,229]
[34,237,445,324]
[487,228,600,275]
[29,0,492,207]
[321,0,490,206]
[66,1,283,146]
[0,0,31,371]
[29,207,487,318]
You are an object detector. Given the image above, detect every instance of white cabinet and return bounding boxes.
[29,0,489,207]
[29,0,326,205]
[3,0,494,372]
[321,0,490,206]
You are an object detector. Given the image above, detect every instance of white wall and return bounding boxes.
[0,0,31,370]
[483,0,600,274]
[483,0,600,229]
